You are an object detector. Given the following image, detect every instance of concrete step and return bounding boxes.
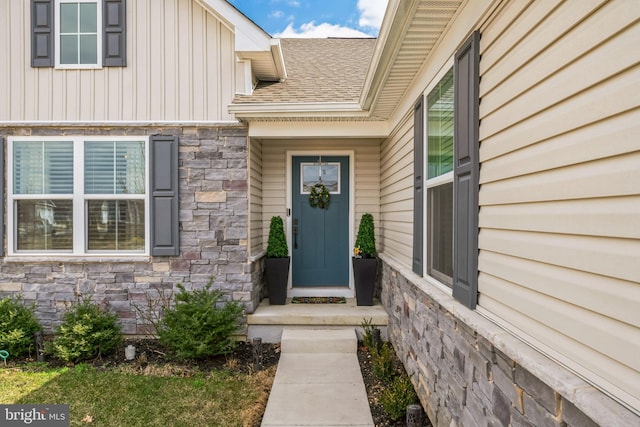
[281,328,357,354]
[247,298,389,343]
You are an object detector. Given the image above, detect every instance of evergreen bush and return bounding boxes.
[380,375,418,420]
[0,296,42,358]
[354,213,377,257]
[157,280,243,359]
[372,341,395,383]
[266,216,289,258]
[360,317,377,351]
[49,300,122,363]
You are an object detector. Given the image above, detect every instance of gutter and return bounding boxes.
[228,102,370,118]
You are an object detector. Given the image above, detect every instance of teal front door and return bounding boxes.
[292,156,349,286]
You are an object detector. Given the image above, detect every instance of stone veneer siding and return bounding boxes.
[0,125,264,335]
[379,254,639,427]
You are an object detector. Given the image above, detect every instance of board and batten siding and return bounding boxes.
[478,0,640,411]
[258,139,381,252]
[0,0,235,122]
[380,111,415,265]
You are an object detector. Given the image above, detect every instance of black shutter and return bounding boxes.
[150,135,179,256]
[453,31,480,309]
[412,97,424,275]
[0,137,4,257]
[103,0,126,66]
[31,0,54,67]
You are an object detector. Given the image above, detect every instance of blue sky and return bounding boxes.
[227,0,389,38]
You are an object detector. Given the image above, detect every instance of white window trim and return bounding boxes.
[7,136,150,257]
[421,59,455,287]
[54,0,103,69]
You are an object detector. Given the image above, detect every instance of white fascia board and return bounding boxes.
[359,0,418,110]
[196,0,286,81]
[247,120,390,139]
[229,102,367,116]
[0,120,243,127]
[271,39,287,80]
[197,0,271,51]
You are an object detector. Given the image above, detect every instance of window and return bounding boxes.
[9,137,148,255]
[57,0,100,66]
[426,68,454,286]
[301,163,340,193]
[31,0,126,68]
[413,31,480,309]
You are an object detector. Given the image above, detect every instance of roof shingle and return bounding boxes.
[233,38,376,104]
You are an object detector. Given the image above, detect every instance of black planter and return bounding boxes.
[265,257,290,305]
[352,257,377,306]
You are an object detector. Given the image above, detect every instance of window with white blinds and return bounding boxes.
[84,141,145,194]
[13,141,73,195]
[8,137,148,255]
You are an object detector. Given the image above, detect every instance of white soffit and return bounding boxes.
[362,0,463,120]
[197,0,286,81]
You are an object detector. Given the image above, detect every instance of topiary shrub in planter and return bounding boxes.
[48,300,122,363]
[265,215,290,305]
[353,213,377,306]
[0,296,42,359]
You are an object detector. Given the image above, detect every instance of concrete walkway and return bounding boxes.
[261,328,374,427]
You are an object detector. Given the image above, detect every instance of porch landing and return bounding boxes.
[247,298,389,343]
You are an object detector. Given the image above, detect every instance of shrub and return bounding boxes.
[266,216,289,258]
[49,300,122,363]
[372,341,395,383]
[354,213,377,257]
[0,296,42,358]
[157,280,244,359]
[380,375,418,420]
[360,317,378,351]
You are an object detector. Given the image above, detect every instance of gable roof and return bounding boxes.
[229,0,464,123]
[197,0,286,81]
[234,38,376,104]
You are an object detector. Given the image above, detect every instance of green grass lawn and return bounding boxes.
[0,363,274,427]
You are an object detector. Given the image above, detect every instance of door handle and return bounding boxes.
[293,218,298,249]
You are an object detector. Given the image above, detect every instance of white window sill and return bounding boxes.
[3,256,151,263]
[54,65,102,70]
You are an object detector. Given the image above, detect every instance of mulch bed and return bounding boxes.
[98,339,282,374]
[358,344,432,427]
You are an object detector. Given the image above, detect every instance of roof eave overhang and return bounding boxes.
[359,0,420,111]
[229,102,368,118]
[196,0,286,81]
[245,118,389,139]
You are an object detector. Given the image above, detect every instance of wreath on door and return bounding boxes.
[309,183,330,209]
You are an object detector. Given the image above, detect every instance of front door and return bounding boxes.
[292,156,349,287]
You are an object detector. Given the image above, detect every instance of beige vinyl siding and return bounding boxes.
[249,138,263,256]
[478,0,640,410]
[380,112,414,265]
[259,139,380,250]
[0,0,235,122]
